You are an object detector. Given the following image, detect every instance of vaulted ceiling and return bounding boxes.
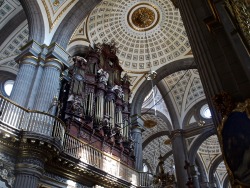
[0,0,228,186]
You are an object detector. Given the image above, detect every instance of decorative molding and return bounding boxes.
[41,0,77,31]
[44,172,89,187]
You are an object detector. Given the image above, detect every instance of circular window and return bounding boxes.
[200,104,211,119]
[4,80,14,96]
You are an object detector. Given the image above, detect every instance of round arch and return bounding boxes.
[142,131,170,150]
[188,128,216,164]
[195,155,209,185]
[51,0,101,49]
[130,58,195,122]
[208,154,223,187]
[19,0,45,44]
[67,44,90,57]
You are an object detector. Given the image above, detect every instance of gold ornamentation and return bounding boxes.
[41,0,77,31]
[225,0,250,50]
[132,7,155,28]
[212,91,235,117]
[53,0,60,7]
[164,139,171,145]
[217,98,250,187]
[143,119,157,128]
[127,3,160,32]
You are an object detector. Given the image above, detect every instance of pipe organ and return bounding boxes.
[58,43,134,162]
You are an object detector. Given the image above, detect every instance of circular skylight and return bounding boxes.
[200,104,211,119]
[4,80,14,96]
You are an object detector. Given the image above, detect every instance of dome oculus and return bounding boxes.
[200,104,211,119]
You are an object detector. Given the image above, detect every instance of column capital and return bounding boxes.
[46,43,70,69]
[130,115,145,131]
[169,129,184,140]
[15,40,42,63]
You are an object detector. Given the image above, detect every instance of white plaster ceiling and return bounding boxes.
[0,0,22,28]
[86,0,191,73]
[198,135,221,172]
[0,0,228,183]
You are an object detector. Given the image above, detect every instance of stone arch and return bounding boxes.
[141,108,172,131]
[208,154,223,186]
[195,155,209,185]
[67,44,90,57]
[188,128,216,164]
[130,58,195,125]
[142,131,170,150]
[51,0,101,49]
[19,0,45,44]
[157,80,180,129]
[0,10,26,45]
[182,99,208,128]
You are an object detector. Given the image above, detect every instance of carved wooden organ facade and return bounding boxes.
[58,43,134,165]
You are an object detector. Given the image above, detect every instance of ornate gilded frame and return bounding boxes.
[217,99,250,187]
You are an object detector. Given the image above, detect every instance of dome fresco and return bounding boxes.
[87,0,190,72]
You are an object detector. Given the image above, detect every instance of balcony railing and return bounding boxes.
[64,134,141,185]
[0,95,65,145]
[0,95,152,187]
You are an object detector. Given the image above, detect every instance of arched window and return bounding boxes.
[3,80,14,96]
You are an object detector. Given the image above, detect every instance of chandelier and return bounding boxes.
[153,155,176,188]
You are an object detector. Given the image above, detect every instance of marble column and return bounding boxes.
[171,131,189,188]
[10,41,42,107]
[131,115,144,171]
[14,157,44,188]
[176,0,250,125]
[33,58,63,114]
[190,165,201,188]
[26,59,44,109]
[10,56,38,106]
[33,43,70,114]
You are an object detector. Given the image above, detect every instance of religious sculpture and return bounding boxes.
[97,68,109,85]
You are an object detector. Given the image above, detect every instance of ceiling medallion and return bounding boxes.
[127,3,160,32]
[132,7,155,29]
